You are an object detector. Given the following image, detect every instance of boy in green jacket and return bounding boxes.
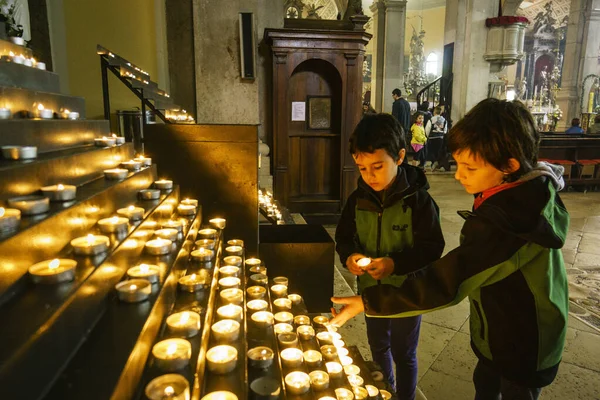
[335,113,445,399]
[331,99,569,399]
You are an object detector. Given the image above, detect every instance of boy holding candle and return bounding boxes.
[331,99,569,399]
[335,113,445,399]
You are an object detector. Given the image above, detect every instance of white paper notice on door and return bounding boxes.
[291,102,306,121]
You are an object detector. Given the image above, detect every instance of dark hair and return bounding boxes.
[362,101,370,106]
[571,118,580,127]
[419,101,430,111]
[349,113,406,161]
[433,106,443,115]
[392,88,402,97]
[448,98,539,182]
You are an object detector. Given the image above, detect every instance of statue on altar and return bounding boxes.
[403,27,428,98]
[517,77,528,100]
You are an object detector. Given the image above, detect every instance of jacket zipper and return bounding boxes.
[376,210,382,258]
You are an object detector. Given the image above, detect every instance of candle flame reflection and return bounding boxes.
[164,386,175,396]
[49,259,60,269]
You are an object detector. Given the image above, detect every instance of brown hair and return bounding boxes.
[448,98,539,182]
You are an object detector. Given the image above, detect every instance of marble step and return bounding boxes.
[0,85,86,118]
[0,187,196,400]
[0,164,158,304]
[0,119,111,153]
[0,142,135,201]
[0,60,60,92]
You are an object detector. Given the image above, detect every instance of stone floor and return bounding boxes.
[322,171,600,400]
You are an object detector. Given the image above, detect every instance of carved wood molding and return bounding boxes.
[274,51,288,64]
[344,52,359,66]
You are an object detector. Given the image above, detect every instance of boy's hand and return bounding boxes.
[330,295,364,327]
[366,257,395,280]
[346,253,367,276]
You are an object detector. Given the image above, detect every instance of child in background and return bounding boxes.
[410,112,427,168]
[335,113,445,400]
[425,106,447,171]
[331,99,569,400]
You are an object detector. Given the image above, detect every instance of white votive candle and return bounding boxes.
[212,319,240,342]
[139,189,161,200]
[245,257,261,268]
[117,205,144,220]
[208,217,226,229]
[313,315,329,328]
[198,228,217,239]
[366,385,380,398]
[273,298,292,311]
[0,107,11,119]
[95,137,116,147]
[344,364,361,376]
[67,111,79,120]
[216,304,243,322]
[40,108,53,119]
[178,271,209,292]
[297,325,315,340]
[104,168,128,180]
[335,388,355,400]
[201,391,237,400]
[166,311,201,337]
[145,238,173,255]
[274,323,294,335]
[0,207,21,232]
[180,198,198,207]
[177,203,196,216]
[317,331,334,346]
[227,239,244,247]
[285,371,310,395]
[225,245,243,256]
[127,263,160,283]
[280,348,304,369]
[29,258,77,284]
[278,332,299,348]
[288,294,303,305]
[380,390,393,400]
[134,155,152,166]
[194,238,215,249]
[145,374,190,400]
[223,256,242,267]
[250,274,268,286]
[219,265,239,278]
[155,228,179,242]
[120,160,141,171]
[354,386,369,400]
[251,311,274,327]
[247,346,274,369]
[273,276,288,286]
[7,195,49,215]
[270,284,287,298]
[247,285,266,299]
[115,279,152,303]
[357,257,372,269]
[154,179,173,190]
[98,216,129,233]
[220,288,243,305]
[326,361,343,379]
[152,338,192,370]
[71,234,109,255]
[339,355,353,366]
[111,134,125,144]
[40,184,77,201]
[320,345,338,361]
[218,277,240,290]
[249,265,267,275]
[206,345,238,374]
[247,299,269,312]
[36,62,47,70]
[274,311,293,324]
[1,145,37,160]
[309,370,329,391]
[191,247,214,262]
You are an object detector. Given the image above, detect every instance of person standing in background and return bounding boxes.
[392,88,411,139]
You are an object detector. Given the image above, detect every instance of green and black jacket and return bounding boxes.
[335,163,445,295]
[361,172,570,388]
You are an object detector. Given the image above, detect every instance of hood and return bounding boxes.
[475,163,569,249]
[357,163,429,206]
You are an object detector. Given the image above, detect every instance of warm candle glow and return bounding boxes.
[164,386,174,396]
[140,264,149,273]
[37,103,44,111]
[191,274,197,280]
[357,257,371,268]
[86,234,95,245]
[129,284,137,290]
[48,259,60,270]
[180,312,190,324]
[57,184,65,190]
[128,205,135,211]
[0,207,4,217]
[166,343,177,356]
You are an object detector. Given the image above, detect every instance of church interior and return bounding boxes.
[0,0,599,399]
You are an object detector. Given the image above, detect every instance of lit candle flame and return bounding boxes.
[86,234,95,245]
[111,133,117,138]
[63,109,70,114]
[129,284,137,291]
[37,104,44,111]
[139,264,149,273]
[110,216,120,223]
[128,205,135,211]
[0,207,4,217]
[180,312,190,324]
[166,343,177,356]
[164,386,175,396]
[57,184,65,190]
[9,51,14,56]
[49,259,60,269]
[190,273,196,281]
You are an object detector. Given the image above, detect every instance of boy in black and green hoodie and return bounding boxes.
[335,113,445,399]
[331,99,569,399]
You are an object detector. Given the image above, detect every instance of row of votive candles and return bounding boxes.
[246,266,391,400]
[0,105,78,120]
[1,50,46,69]
[144,224,245,400]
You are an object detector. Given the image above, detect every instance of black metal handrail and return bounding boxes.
[416,76,441,109]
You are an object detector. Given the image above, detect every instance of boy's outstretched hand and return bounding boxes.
[330,295,364,327]
[366,257,394,280]
[346,253,367,276]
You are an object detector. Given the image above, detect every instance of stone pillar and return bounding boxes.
[369,0,407,113]
[382,0,407,113]
[450,0,500,121]
[369,1,386,112]
[555,0,600,131]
